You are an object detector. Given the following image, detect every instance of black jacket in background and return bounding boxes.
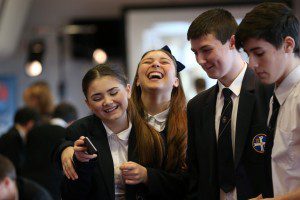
[0,127,26,174]
[21,124,66,200]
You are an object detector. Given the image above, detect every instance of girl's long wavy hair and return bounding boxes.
[132,50,187,172]
[82,64,164,167]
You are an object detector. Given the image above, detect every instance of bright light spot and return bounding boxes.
[25,61,43,77]
[93,49,107,64]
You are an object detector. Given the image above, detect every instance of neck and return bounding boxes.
[141,91,170,115]
[103,113,129,134]
[220,55,245,87]
[276,55,300,86]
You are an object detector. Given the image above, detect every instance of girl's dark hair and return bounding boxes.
[82,64,128,98]
[132,50,188,172]
[82,64,164,167]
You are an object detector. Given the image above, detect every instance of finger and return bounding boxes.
[63,165,71,179]
[124,179,139,185]
[122,175,137,180]
[74,146,87,152]
[74,140,85,148]
[66,160,78,180]
[120,162,135,170]
[121,170,137,176]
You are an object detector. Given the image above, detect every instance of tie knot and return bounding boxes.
[222,88,232,100]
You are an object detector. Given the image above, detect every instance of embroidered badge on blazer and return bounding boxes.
[252,133,267,153]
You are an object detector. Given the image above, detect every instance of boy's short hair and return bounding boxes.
[14,107,40,126]
[0,154,16,181]
[187,8,238,44]
[235,2,299,54]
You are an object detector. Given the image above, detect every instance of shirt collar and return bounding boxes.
[275,65,300,106]
[103,121,132,141]
[217,62,247,97]
[15,124,26,141]
[50,118,68,128]
[147,108,169,123]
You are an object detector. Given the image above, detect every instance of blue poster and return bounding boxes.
[0,76,16,135]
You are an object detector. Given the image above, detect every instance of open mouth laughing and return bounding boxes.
[147,71,164,80]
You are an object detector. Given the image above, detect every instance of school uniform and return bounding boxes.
[21,122,67,200]
[187,67,274,200]
[0,126,26,174]
[59,114,186,200]
[269,66,300,196]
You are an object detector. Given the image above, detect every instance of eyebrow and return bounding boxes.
[191,45,211,52]
[141,57,171,62]
[249,47,262,52]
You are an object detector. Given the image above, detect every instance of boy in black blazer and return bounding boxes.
[186,8,273,199]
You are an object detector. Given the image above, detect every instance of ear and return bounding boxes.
[85,99,92,111]
[229,35,236,50]
[126,84,132,98]
[26,120,35,131]
[173,77,179,88]
[136,76,140,87]
[283,36,295,53]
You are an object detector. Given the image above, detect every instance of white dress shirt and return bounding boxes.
[146,108,169,132]
[269,66,300,196]
[215,63,247,200]
[103,121,132,200]
[50,118,68,128]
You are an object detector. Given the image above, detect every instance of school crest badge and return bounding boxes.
[252,133,267,153]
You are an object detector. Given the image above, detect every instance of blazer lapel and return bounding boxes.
[203,85,218,183]
[90,116,115,200]
[235,68,256,168]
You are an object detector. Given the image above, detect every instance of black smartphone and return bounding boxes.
[83,137,98,155]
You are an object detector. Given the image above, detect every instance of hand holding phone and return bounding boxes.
[83,137,98,155]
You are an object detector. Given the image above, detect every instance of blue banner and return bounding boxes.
[0,76,16,135]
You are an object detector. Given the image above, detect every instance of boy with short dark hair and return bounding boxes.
[236,2,300,199]
[186,8,273,199]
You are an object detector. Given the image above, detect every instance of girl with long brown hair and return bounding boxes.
[58,46,188,199]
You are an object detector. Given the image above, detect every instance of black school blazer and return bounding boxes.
[60,115,187,200]
[187,68,274,200]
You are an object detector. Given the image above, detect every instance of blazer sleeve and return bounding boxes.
[146,167,188,199]
[61,155,97,200]
[51,126,79,169]
[186,100,200,199]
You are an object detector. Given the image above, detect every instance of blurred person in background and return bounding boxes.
[0,154,52,200]
[194,77,206,94]
[21,102,77,200]
[23,81,54,124]
[0,107,40,174]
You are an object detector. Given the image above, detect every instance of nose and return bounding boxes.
[151,60,160,68]
[196,54,207,66]
[248,56,258,69]
[103,96,113,106]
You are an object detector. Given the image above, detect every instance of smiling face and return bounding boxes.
[243,38,289,85]
[136,50,179,93]
[85,76,131,126]
[191,34,236,82]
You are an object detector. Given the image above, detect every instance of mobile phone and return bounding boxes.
[83,137,98,155]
